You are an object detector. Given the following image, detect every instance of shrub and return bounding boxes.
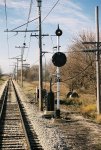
[65,98,82,106]
[81,104,96,118]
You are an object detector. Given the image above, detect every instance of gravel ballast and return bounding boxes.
[13,81,101,150]
[14,81,69,150]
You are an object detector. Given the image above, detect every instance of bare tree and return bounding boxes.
[61,31,96,92]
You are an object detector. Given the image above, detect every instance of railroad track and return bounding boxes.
[0,80,43,150]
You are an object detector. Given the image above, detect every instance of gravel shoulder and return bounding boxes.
[14,81,101,150]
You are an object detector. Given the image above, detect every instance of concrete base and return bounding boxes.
[44,110,55,115]
[43,111,55,119]
[51,118,67,123]
[55,109,60,118]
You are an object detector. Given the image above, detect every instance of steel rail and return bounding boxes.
[12,80,32,150]
[0,80,9,119]
[0,79,43,149]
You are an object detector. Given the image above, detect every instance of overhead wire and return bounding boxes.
[8,0,60,31]
[8,32,18,39]
[4,0,61,72]
[29,0,61,70]
[21,0,33,60]
[41,0,60,23]
[25,35,32,59]
[10,17,39,32]
[43,0,63,74]
[40,0,61,53]
[4,0,7,29]
[49,35,56,52]
[61,61,95,82]
[39,0,61,82]
[4,0,10,71]
[24,0,33,43]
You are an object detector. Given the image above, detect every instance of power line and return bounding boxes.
[4,0,10,71]
[9,17,39,32]
[8,32,18,39]
[25,35,32,59]
[4,0,7,29]
[24,0,33,43]
[42,0,60,23]
[5,0,61,61]
[26,0,33,29]
[61,62,94,82]
[24,0,33,59]
[33,0,60,32]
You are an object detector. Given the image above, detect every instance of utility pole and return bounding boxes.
[4,27,37,85]
[15,43,27,87]
[10,63,17,80]
[23,63,30,80]
[14,64,16,80]
[9,56,21,82]
[83,6,101,114]
[23,63,30,68]
[30,1,49,111]
[36,0,43,111]
[16,58,20,82]
[96,6,101,114]
[21,46,24,87]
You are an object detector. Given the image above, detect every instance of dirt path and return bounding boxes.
[55,112,101,150]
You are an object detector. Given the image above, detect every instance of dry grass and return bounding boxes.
[21,80,101,123]
[52,83,68,99]
[0,76,8,87]
[20,81,39,98]
[79,93,96,106]
[94,144,101,150]
[81,104,96,118]
[96,115,101,124]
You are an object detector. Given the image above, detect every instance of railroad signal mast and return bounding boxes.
[83,6,101,114]
[9,56,21,82]
[52,25,67,118]
[10,63,17,80]
[56,25,62,117]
